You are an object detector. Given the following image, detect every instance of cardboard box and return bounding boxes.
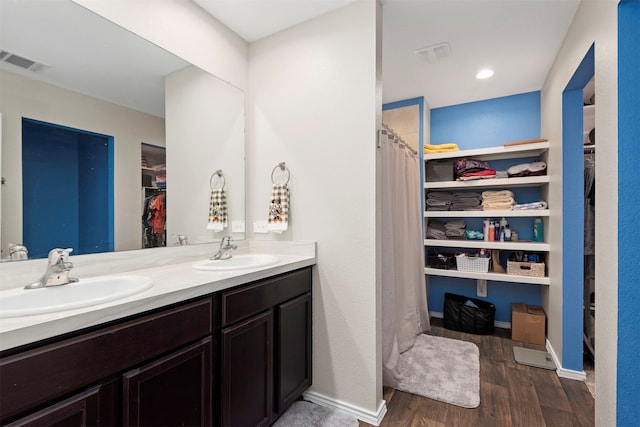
[511,303,546,346]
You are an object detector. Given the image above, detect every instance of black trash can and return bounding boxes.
[443,292,495,335]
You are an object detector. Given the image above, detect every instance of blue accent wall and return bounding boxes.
[429,92,542,322]
[431,92,540,149]
[22,119,114,258]
[618,0,640,423]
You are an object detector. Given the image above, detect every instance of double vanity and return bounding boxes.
[0,241,316,427]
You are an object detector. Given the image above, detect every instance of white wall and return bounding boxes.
[540,0,618,424]
[248,0,383,420]
[0,69,165,254]
[165,66,245,244]
[72,0,248,91]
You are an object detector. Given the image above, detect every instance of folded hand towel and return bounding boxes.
[482,198,516,210]
[507,161,547,177]
[513,201,548,210]
[207,189,228,232]
[268,184,289,233]
[424,143,459,154]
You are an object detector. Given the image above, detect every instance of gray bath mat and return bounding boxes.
[396,334,480,408]
[273,401,359,427]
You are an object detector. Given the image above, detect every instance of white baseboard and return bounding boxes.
[302,390,387,426]
[430,311,511,329]
[545,339,587,381]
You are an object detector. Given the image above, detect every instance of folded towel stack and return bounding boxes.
[426,191,454,211]
[424,143,459,154]
[482,190,515,211]
[444,220,466,240]
[450,192,482,211]
[426,220,467,240]
[513,201,548,210]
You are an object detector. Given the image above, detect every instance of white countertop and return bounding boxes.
[0,241,316,352]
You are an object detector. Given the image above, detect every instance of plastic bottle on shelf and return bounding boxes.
[533,218,544,242]
[483,219,489,241]
[499,217,508,242]
[488,221,495,242]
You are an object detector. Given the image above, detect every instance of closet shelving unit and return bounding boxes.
[424,141,550,285]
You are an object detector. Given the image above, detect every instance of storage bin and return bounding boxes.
[455,254,490,273]
[443,293,495,335]
[507,261,545,277]
[426,160,454,182]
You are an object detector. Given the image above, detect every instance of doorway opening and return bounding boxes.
[22,118,114,258]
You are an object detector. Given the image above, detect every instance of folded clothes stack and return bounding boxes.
[424,143,459,154]
[426,191,454,211]
[507,161,547,177]
[444,220,466,240]
[426,220,447,240]
[450,192,483,211]
[454,158,496,181]
[513,201,548,210]
[482,190,515,210]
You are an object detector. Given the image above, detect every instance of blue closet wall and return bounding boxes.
[618,0,640,423]
[428,92,542,323]
[22,119,113,258]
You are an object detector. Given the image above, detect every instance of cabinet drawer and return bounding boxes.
[221,267,311,326]
[0,298,212,422]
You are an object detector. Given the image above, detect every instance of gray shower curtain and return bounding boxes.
[380,128,430,387]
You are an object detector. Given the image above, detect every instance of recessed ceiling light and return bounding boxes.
[476,69,494,79]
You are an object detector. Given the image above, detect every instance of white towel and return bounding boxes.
[207,189,228,232]
[268,184,289,233]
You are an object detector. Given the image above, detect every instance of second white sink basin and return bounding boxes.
[192,254,280,271]
[0,275,154,318]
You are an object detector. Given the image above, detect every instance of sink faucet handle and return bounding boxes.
[48,248,74,265]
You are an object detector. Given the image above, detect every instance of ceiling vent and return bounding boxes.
[415,42,451,63]
[0,50,49,73]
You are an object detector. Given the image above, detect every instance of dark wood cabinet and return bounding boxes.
[220,268,312,426]
[221,311,273,427]
[276,292,312,416]
[0,266,312,427]
[123,337,212,427]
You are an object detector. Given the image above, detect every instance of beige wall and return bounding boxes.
[248,0,383,421]
[540,0,618,424]
[0,69,165,254]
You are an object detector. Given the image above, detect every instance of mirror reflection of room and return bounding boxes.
[141,143,167,248]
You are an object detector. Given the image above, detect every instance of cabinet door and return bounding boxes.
[122,337,211,427]
[221,310,273,427]
[4,381,117,427]
[276,292,312,416]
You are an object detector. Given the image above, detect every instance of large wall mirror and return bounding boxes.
[0,0,246,259]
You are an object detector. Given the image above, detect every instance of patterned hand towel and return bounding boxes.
[268,184,289,233]
[207,189,228,231]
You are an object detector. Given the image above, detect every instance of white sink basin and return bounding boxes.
[0,275,154,318]
[192,254,280,271]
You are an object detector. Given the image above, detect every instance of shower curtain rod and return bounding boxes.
[380,123,418,155]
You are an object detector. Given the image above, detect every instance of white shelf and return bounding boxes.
[425,175,549,190]
[424,239,549,251]
[424,141,549,161]
[425,267,550,285]
[425,209,549,218]
[142,166,166,175]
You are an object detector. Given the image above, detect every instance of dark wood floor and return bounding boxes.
[361,318,595,427]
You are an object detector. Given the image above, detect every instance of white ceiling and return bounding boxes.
[0,0,581,115]
[197,0,581,108]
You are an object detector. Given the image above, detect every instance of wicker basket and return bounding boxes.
[507,261,546,277]
[455,254,490,273]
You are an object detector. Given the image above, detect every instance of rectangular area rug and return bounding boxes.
[396,334,480,408]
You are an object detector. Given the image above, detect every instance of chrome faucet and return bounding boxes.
[25,248,79,289]
[210,236,237,260]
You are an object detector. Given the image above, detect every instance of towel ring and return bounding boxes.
[209,170,226,191]
[271,162,290,185]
